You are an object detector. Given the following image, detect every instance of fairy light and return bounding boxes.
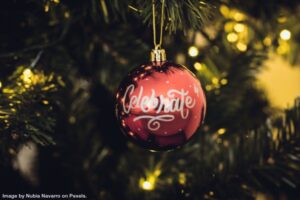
[234,23,245,33]
[280,29,291,41]
[194,62,203,71]
[212,77,219,85]
[233,11,246,21]
[217,128,226,135]
[139,175,156,191]
[236,42,247,52]
[139,166,162,191]
[176,53,186,64]
[227,33,238,43]
[263,36,272,46]
[64,11,70,19]
[277,16,287,24]
[19,68,52,89]
[153,169,161,176]
[188,46,199,57]
[219,5,230,17]
[42,100,49,105]
[142,181,153,190]
[22,69,34,84]
[178,173,186,185]
[44,2,50,12]
[220,78,228,85]
[69,116,76,124]
[205,85,212,91]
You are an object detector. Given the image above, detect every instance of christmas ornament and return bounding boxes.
[115,0,206,151]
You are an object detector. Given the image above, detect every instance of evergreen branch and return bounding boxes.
[108,0,215,33]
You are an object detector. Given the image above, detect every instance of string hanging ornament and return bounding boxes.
[115,0,206,151]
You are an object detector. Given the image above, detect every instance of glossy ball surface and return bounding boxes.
[115,61,206,151]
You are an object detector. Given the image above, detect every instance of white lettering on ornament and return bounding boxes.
[122,84,196,131]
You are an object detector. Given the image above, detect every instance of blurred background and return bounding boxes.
[0,0,300,199]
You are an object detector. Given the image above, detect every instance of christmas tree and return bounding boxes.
[0,0,300,199]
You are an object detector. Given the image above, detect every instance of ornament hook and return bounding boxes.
[151,0,166,61]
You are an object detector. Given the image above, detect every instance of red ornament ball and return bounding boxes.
[115,61,206,151]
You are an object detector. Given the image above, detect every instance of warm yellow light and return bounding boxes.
[44,3,49,12]
[178,173,186,185]
[142,181,153,190]
[233,11,246,21]
[194,62,203,71]
[52,0,60,4]
[256,54,300,108]
[0,81,2,88]
[219,5,230,17]
[22,69,34,84]
[220,78,228,85]
[23,68,32,77]
[277,16,287,24]
[64,11,70,18]
[188,46,199,57]
[154,169,161,176]
[2,88,14,94]
[236,42,247,52]
[263,37,272,46]
[227,33,238,43]
[42,100,49,105]
[217,128,226,135]
[234,23,245,33]
[205,85,212,91]
[19,67,48,88]
[140,177,155,191]
[280,29,291,41]
[277,42,289,55]
[176,53,186,64]
[212,77,219,85]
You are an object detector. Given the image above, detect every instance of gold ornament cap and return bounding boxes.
[150,49,166,62]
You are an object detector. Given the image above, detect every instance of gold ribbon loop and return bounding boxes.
[152,0,165,49]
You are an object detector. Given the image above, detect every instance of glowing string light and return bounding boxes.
[220,79,228,85]
[236,42,247,52]
[234,23,245,33]
[139,175,156,191]
[194,62,203,71]
[227,33,238,43]
[217,128,226,135]
[280,29,291,41]
[188,46,199,57]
